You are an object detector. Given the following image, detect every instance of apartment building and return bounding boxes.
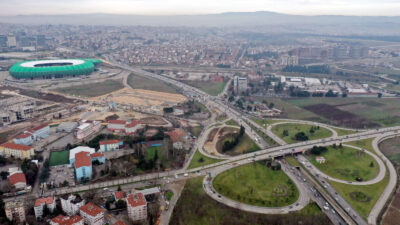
[61,194,86,216]
[0,142,34,159]
[34,196,56,219]
[79,203,104,225]
[127,192,147,222]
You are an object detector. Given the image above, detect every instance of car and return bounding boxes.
[332,209,336,214]
[218,195,221,198]
[323,206,329,210]
[296,203,299,206]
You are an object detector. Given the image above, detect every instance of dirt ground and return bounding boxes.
[89,88,186,108]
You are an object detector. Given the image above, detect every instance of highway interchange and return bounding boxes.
[6,61,397,225]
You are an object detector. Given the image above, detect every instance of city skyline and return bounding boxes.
[0,0,400,16]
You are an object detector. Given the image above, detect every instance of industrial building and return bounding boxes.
[0,96,36,125]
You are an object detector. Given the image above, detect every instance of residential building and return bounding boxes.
[90,152,105,164]
[125,120,143,134]
[113,191,126,201]
[79,203,104,225]
[57,122,79,133]
[34,196,56,219]
[5,201,25,223]
[69,146,95,165]
[14,132,34,145]
[99,139,121,152]
[107,120,127,131]
[0,96,35,125]
[74,120,101,139]
[316,156,326,164]
[75,151,92,182]
[50,215,84,225]
[127,192,147,222]
[0,142,34,159]
[9,171,27,190]
[166,128,188,149]
[61,194,85,216]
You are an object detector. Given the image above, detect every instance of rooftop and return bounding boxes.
[127,192,147,208]
[80,202,104,217]
[99,139,119,145]
[35,196,55,207]
[1,142,32,151]
[51,215,83,225]
[75,151,92,168]
[108,120,126,125]
[9,172,26,185]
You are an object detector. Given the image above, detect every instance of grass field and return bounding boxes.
[225,119,239,126]
[54,79,124,97]
[285,97,400,128]
[183,80,227,96]
[127,73,180,94]
[252,118,283,128]
[379,137,400,164]
[329,168,389,220]
[271,123,332,144]
[213,163,299,207]
[347,138,375,153]
[188,150,223,169]
[310,146,379,181]
[332,127,358,136]
[49,150,69,166]
[170,176,332,225]
[145,146,162,160]
[217,132,260,156]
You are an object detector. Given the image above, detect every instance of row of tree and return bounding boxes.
[222,126,245,152]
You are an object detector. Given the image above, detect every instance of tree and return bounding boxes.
[0,171,9,180]
[282,129,289,137]
[294,132,309,141]
[117,185,122,191]
[268,103,275,109]
[378,93,382,98]
[116,199,127,209]
[370,161,374,167]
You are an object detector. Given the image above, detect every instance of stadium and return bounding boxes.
[9,59,101,79]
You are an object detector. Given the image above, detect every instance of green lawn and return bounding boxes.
[188,150,223,169]
[217,133,260,156]
[225,119,239,126]
[332,127,358,136]
[49,150,69,166]
[347,138,375,153]
[53,79,124,97]
[329,169,389,220]
[252,118,283,128]
[310,146,379,182]
[213,163,299,207]
[127,73,180,94]
[285,156,301,167]
[145,146,162,160]
[170,176,332,225]
[183,80,227,96]
[166,190,174,201]
[271,123,332,144]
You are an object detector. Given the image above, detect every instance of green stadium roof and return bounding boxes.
[9,58,101,79]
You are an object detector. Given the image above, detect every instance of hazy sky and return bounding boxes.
[0,0,400,16]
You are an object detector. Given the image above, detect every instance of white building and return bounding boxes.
[316,156,326,164]
[5,201,25,223]
[99,140,120,152]
[74,120,101,140]
[79,203,104,225]
[34,196,56,219]
[32,124,50,139]
[14,132,34,146]
[69,146,95,165]
[61,194,86,216]
[127,192,147,222]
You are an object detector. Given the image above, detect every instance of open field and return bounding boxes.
[271,123,332,144]
[329,169,389,220]
[332,127,358,136]
[310,146,379,181]
[170,177,332,225]
[285,98,400,128]
[127,73,180,94]
[379,136,400,165]
[188,150,223,169]
[53,79,124,97]
[90,87,186,108]
[225,119,239,126]
[213,163,299,207]
[347,138,375,153]
[216,128,260,156]
[49,150,69,166]
[252,118,284,128]
[182,80,227,96]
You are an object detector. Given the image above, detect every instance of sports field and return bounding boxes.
[213,163,299,207]
[49,150,69,166]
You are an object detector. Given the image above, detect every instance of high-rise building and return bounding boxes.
[234,76,248,94]
[7,35,17,48]
[0,35,7,47]
[61,194,86,216]
[127,192,147,222]
[5,201,26,223]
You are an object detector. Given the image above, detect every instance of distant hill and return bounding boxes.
[1,11,400,35]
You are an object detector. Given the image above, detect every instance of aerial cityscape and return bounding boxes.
[1,1,400,225]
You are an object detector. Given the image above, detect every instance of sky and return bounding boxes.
[0,0,400,16]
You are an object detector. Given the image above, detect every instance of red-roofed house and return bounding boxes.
[50,215,84,225]
[113,191,126,201]
[32,123,50,139]
[34,196,56,219]
[113,221,127,225]
[127,193,147,221]
[74,152,92,181]
[107,120,127,131]
[9,172,27,190]
[166,128,188,149]
[79,203,104,225]
[0,142,34,159]
[125,120,143,134]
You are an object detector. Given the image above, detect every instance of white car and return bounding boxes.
[184,173,189,177]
